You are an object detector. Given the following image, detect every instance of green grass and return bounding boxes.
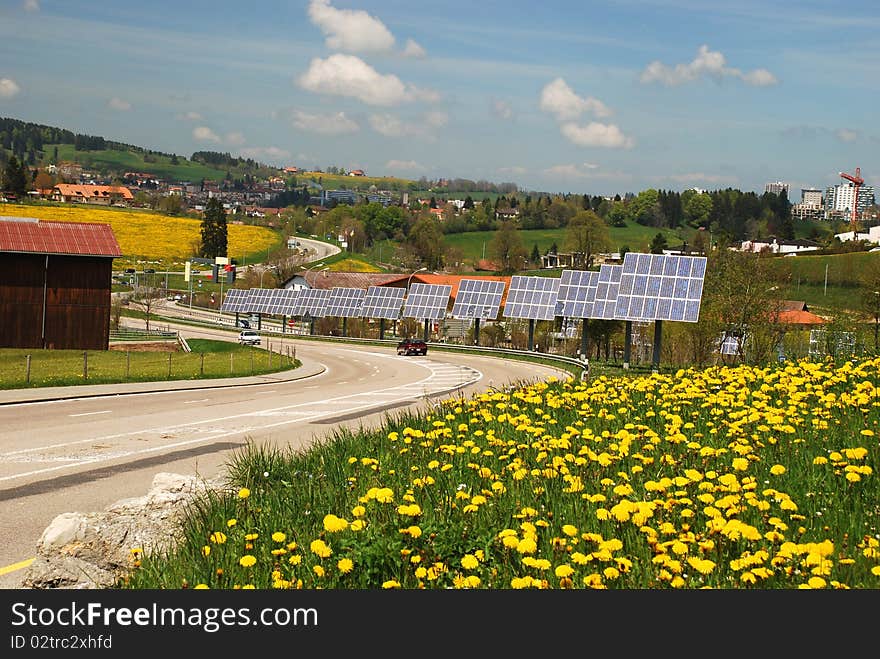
[0,339,298,389]
[119,356,880,589]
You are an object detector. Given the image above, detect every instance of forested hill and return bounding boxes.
[0,117,278,181]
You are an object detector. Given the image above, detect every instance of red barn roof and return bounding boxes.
[0,218,122,257]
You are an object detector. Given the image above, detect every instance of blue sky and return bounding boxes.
[1,0,878,198]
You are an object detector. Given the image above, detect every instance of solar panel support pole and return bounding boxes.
[623,321,632,368]
[423,319,430,342]
[474,319,481,346]
[580,319,589,359]
[379,318,386,340]
[342,317,348,337]
[652,320,663,372]
[528,319,535,351]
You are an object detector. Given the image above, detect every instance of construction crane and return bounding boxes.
[839,166,864,227]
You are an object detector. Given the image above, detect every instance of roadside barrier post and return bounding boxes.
[26,354,31,384]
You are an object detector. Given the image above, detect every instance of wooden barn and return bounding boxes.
[0,217,122,350]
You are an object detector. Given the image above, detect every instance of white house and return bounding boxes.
[834,225,880,244]
[739,238,821,255]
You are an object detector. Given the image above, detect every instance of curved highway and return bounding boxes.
[0,325,569,587]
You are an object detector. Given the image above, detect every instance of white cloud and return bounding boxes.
[224,132,246,146]
[539,78,611,121]
[238,146,291,163]
[560,122,635,149]
[0,78,21,98]
[640,45,778,87]
[661,172,738,185]
[23,0,40,11]
[491,99,513,120]
[403,39,426,58]
[369,112,446,139]
[307,0,395,53]
[498,166,527,176]
[193,126,220,142]
[176,111,203,121]
[290,109,360,135]
[107,97,131,111]
[836,129,858,142]
[385,159,425,172]
[298,54,409,106]
[543,163,629,180]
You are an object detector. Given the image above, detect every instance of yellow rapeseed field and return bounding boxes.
[0,203,278,262]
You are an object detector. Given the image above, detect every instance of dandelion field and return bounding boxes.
[121,357,880,590]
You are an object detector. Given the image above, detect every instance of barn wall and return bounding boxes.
[0,253,113,350]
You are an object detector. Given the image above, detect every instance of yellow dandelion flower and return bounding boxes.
[194,584,210,589]
[201,545,211,557]
[288,554,302,566]
[272,532,286,543]
[555,564,575,578]
[209,531,227,544]
[323,514,350,532]
[237,488,250,499]
[382,580,401,589]
[562,524,578,537]
[239,555,257,568]
[313,565,325,578]
[337,558,354,574]
[226,518,237,528]
[461,554,480,570]
[310,539,332,558]
[770,465,786,476]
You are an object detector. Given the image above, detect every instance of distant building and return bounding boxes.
[52,183,134,205]
[739,237,821,255]
[765,181,791,197]
[824,182,875,221]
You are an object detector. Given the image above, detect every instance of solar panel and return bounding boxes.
[450,279,506,320]
[502,275,560,320]
[614,253,707,323]
[402,283,452,320]
[555,269,600,319]
[321,287,366,318]
[265,289,295,315]
[291,289,331,317]
[221,288,249,313]
[247,288,274,315]
[271,288,299,316]
[587,265,623,320]
[360,286,406,320]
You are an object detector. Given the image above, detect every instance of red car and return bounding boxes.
[397,338,428,356]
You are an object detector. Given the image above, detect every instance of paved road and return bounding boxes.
[0,329,568,588]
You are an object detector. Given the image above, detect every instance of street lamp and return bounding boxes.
[301,264,329,288]
[406,267,428,291]
[260,265,279,289]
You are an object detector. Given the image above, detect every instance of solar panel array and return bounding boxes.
[221,288,249,313]
[322,287,366,318]
[292,288,331,317]
[614,253,707,323]
[360,286,406,320]
[402,283,452,320]
[502,275,560,320]
[556,269,600,319]
[247,288,275,315]
[719,333,741,356]
[270,288,299,315]
[450,279,505,320]
[590,265,624,320]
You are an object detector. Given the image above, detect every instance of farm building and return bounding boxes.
[0,217,122,350]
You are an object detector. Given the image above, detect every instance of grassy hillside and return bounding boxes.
[47,144,275,183]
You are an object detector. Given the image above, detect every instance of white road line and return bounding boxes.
[183,399,210,404]
[68,411,111,417]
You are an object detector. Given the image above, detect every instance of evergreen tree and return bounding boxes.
[531,243,540,265]
[2,154,28,196]
[649,232,668,254]
[200,198,228,258]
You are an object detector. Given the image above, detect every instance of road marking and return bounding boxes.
[183,399,210,404]
[68,410,111,417]
[0,557,33,576]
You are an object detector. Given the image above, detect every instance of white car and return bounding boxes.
[238,330,261,346]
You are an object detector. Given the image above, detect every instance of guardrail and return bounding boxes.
[110,328,179,342]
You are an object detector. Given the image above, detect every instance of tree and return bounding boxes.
[684,193,713,228]
[2,154,28,195]
[407,215,445,270]
[490,220,528,274]
[530,243,540,266]
[649,232,668,254]
[200,198,228,258]
[565,210,610,268]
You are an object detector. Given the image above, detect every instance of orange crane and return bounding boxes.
[839,166,864,226]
